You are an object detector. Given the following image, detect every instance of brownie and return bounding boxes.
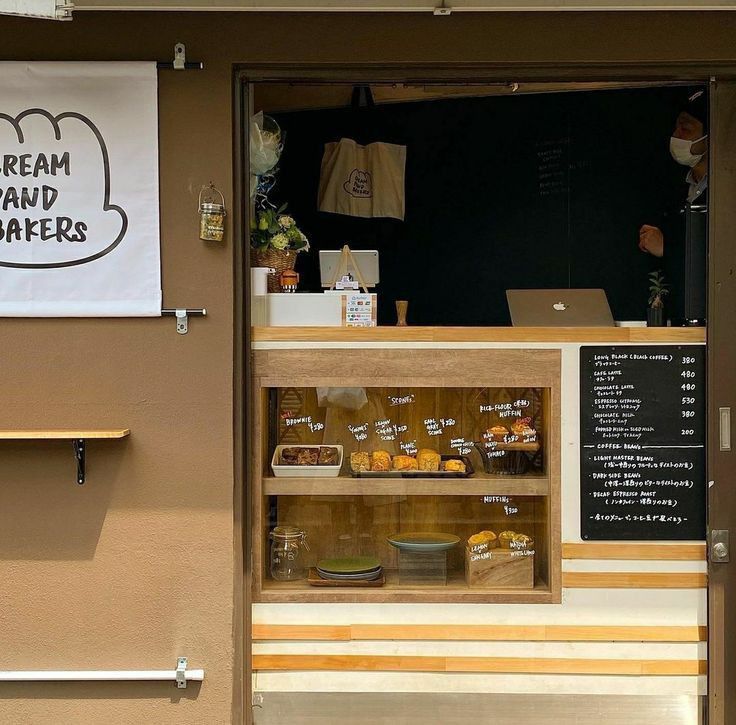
[318,446,339,465]
[297,448,319,466]
[281,447,301,465]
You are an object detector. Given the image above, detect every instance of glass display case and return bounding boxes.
[252,349,561,603]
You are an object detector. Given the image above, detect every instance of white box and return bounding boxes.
[250,292,377,327]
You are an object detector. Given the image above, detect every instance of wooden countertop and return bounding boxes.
[252,326,706,343]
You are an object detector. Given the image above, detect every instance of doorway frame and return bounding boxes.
[234,61,736,725]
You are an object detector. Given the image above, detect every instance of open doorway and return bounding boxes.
[240,75,711,725]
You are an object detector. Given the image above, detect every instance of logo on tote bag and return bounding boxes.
[343,168,372,199]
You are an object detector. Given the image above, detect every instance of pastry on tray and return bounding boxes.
[416,449,441,472]
[318,446,340,466]
[442,458,466,473]
[488,425,509,442]
[350,451,370,473]
[296,448,319,466]
[371,450,392,472]
[392,455,419,471]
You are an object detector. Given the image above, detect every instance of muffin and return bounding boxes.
[511,533,534,550]
[416,449,441,472]
[371,450,392,472]
[498,530,516,549]
[392,455,418,471]
[350,451,370,473]
[511,418,536,439]
[468,530,498,549]
[488,425,509,442]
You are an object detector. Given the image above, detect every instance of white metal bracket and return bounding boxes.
[175,657,188,688]
[173,43,186,70]
[55,0,74,20]
[175,308,188,335]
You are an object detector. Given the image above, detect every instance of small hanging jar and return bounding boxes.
[199,183,226,242]
[269,525,310,581]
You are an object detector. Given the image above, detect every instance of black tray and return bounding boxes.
[352,454,474,479]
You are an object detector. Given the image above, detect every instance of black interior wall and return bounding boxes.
[269,85,700,326]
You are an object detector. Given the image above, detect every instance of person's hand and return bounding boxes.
[639,224,664,257]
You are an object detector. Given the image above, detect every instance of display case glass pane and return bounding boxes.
[260,386,552,595]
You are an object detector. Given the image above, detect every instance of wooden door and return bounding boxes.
[708,78,736,725]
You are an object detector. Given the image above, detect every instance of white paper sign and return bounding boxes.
[0,62,161,316]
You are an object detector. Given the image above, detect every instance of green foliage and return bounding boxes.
[250,204,309,253]
[648,270,670,308]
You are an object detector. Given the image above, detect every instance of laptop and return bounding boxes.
[506,289,614,327]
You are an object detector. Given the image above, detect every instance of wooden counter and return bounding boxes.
[252,326,706,343]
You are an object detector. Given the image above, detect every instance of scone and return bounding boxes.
[350,451,370,473]
[443,459,466,473]
[498,530,516,549]
[416,449,441,472]
[371,450,392,472]
[318,446,339,466]
[392,455,418,471]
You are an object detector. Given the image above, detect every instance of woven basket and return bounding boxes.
[251,248,298,292]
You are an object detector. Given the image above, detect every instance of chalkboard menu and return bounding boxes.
[580,345,706,541]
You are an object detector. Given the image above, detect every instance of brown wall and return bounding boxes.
[2,9,736,725]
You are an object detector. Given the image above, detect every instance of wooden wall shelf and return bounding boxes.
[0,429,130,484]
[264,476,549,497]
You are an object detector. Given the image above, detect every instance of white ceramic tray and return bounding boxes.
[271,444,343,478]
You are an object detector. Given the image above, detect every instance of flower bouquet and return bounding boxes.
[250,205,309,292]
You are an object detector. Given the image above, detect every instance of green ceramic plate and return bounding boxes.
[317,556,382,574]
[387,532,461,552]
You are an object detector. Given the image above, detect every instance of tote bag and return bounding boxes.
[318,137,406,221]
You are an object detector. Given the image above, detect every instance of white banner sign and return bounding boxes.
[0,62,161,316]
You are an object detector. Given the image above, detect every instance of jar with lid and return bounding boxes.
[198,183,226,242]
[269,525,309,581]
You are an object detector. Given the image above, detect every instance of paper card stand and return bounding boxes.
[331,245,377,327]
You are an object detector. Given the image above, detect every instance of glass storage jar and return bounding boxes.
[269,525,309,581]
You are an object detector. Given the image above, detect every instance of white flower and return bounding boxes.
[271,233,289,250]
[278,215,295,229]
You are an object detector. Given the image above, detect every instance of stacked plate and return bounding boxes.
[387,532,461,552]
[316,556,383,582]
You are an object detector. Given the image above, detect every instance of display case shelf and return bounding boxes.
[261,571,553,604]
[263,475,550,497]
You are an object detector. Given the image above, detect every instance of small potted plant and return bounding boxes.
[250,205,309,292]
[647,270,669,327]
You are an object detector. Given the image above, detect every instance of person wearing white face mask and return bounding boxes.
[639,90,707,258]
[638,90,708,324]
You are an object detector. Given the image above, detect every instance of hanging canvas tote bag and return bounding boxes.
[318,137,406,221]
